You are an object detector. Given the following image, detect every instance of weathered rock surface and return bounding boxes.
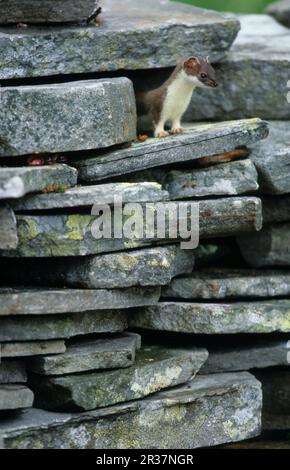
[162,269,290,299]
[0,385,33,411]
[26,333,141,375]
[266,0,290,27]
[0,286,160,315]
[14,183,169,211]
[1,341,66,358]
[238,223,290,267]
[0,372,262,449]
[0,311,128,342]
[0,165,77,200]
[0,0,239,80]
[129,300,290,334]
[0,78,136,157]
[262,196,290,224]
[0,0,98,24]
[0,206,18,250]
[75,119,268,181]
[30,345,208,411]
[0,197,262,257]
[0,362,27,383]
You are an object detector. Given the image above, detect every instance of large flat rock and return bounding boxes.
[0,165,77,200]
[0,78,136,157]
[0,340,66,358]
[0,372,261,449]
[26,333,141,375]
[129,300,290,334]
[162,269,290,299]
[0,0,98,24]
[0,362,27,384]
[0,0,239,80]
[30,345,208,411]
[0,197,262,257]
[0,385,33,411]
[75,119,268,181]
[0,311,128,342]
[0,206,18,250]
[266,0,290,27]
[237,223,290,267]
[0,286,160,315]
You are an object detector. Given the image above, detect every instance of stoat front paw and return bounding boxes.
[155,130,170,138]
[170,127,184,135]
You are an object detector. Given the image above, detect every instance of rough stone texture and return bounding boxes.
[0,0,239,80]
[30,345,208,411]
[14,183,169,211]
[0,362,27,383]
[0,206,18,250]
[262,196,290,224]
[0,165,77,200]
[75,119,268,181]
[0,0,98,24]
[0,311,128,342]
[0,197,262,257]
[129,300,290,334]
[0,385,33,411]
[26,333,141,375]
[1,341,66,358]
[0,245,194,289]
[0,372,262,449]
[0,78,136,157]
[162,269,290,299]
[0,286,160,316]
[237,223,290,267]
[249,122,290,195]
[266,0,290,27]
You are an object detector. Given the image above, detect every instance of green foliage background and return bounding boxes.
[176,0,274,13]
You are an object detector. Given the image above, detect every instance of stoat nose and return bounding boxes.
[212,81,218,88]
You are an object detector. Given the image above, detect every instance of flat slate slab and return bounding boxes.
[162,269,290,299]
[26,333,141,375]
[0,372,261,449]
[0,0,239,80]
[266,0,290,27]
[75,119,268,181]
[30,345,208,411]
[0,0,98,24]
[1,340,66,358]
[0,206,18,250]
[237,223,290,267]
[0,78,136,157]
[129,300,290,334]
[0,311,128,342]
[262,196,290,224]
[0,385,33,411]
[13,182,169,211]
[0,362,27,383]
[0,197,262,257]
[0,165,77,200]
[0,286,160,316]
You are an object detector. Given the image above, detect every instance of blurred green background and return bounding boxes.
[176,0,274,13]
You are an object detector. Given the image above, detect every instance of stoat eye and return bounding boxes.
[200,73,207,79]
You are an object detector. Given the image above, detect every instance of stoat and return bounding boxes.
[136,56,218,138]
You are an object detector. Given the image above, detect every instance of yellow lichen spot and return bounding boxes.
[66,215,91,241]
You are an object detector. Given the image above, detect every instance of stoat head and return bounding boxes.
[183,56,218,88]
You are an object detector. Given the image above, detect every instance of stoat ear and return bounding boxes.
[184,56,200,69]
[205,56,210,63]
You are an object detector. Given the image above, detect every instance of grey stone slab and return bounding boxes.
[0,0,239,80]
[13,182,169,211]
[0,165,77,200]
[0,197,262,257]
[266,0,290,27]
[30,345,208,411]
[0,311,128,342]
[0,361,27,383]
[0,206,18,250]
[1,340,66,358]
[0,78,136,157]
[129,300,290,334]
[26,333,141,375]
[0,372,261,449]
[262,196,290,224]
[237,223,290,267]
[0,385,33,411]
[0,286,160,316]
[75,119,268,181]
[162,269,290,300]
[0,0,98,24]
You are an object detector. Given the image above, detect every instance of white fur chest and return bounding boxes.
[161,71,197,123]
